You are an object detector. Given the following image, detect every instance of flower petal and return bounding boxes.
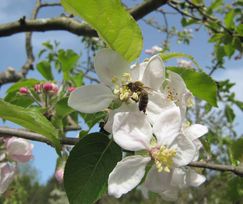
[184,124,208,141]
[170,168,187,188]
[130,62,147,81]
[113,112,152,151]
[187,169,206,187]
[160,188,179,202]
[143,165,172,194]
[108,155,150,198]
[146,92,175,125]
[153,106,181,146]
[104,103,138,133]
[68,84,114,113]
[141,55,165,90]
[94,48,130,86]
[171,134,196,167]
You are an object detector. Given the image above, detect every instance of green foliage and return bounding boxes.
[167,67,217,106]
[0,100,61,152]
[225,105,235,123]
[36,60,54,80]
[6,79,39,93]
[64,133,122,204]
[81,111,107,130]
[61,0,143,62]
[57,49,80,80]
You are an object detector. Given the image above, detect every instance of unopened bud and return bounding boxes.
[67,87,76,92]
[19,87,29,95]
[34,84,42,93]
[43,83,58,94]
[55,168,64,183]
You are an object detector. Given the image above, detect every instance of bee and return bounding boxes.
[126,81,151,113]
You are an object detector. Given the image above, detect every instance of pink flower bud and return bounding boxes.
[5,137,33,163]
[34,84,42,93]
[19,87,29,95]
[43,83,58,94]
[0,162,16,194]
[67,87,76,92]
[55,168,64,183]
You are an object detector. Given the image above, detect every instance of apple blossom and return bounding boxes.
[0,162,16,194]
[5,137,33,163]
[145,45,162,55]
[68,48,167,115]
[108,106,197,198]
[177,59,193,68]
[162,70,194,119]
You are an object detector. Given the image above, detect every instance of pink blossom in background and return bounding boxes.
[67,87,76,92]
[34,84,42,93]
[55,168,64,183]
[0,162,16,194]
[5,137,33,163]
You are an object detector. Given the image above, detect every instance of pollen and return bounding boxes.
[121,72,132,84]
[166,87,179,103]
[151,146,176,173]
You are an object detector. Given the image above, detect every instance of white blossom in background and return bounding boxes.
[108,106,198,198]
[145,45,162,55]
[177,59,193,68]
[5,137,33,163]
[0,162,16,194]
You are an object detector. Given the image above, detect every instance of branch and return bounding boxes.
[0,126,79,146]
[0,126,243,177]
[0,0,168,38]
[189,161,243,177]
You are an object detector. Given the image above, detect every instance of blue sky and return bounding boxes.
[0,0,242,184]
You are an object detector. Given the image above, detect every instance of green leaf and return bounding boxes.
[61,0,143,62]
[160,52,202,70]
[230,138,243,162]
[0,100,61,152]
[64,133,122,204]
[224,10,235,28]
[167,67,217,106]
[225,105,235,123]
[4,92,34,107]
[36,60,54,80]
[6,79,39,94]
[81,112,107,130]
[57,49,79,80]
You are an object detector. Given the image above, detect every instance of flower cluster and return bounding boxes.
[0,137,33,194]
[68,48,208,201]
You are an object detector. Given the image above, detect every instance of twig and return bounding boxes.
[189,161,243,177]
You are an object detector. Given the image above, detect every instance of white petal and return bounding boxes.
[171,134,196,167]
[130,62,147,81]
[187,169,206,187]
[184,124,208,141]
[167,70,187,95]
[170,168,187,188]
[94,48,130,86]
[146,92,175,125]
[153,106,181,146]
[104,103,138,133]
[192,139,203,161]
[141,55,165,90]
[113,112,152,151]
[144,165,172,194]
[68,84,114,113]
[108,156,150,198]
[160,187,179,202]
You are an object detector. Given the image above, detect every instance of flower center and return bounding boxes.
[166,86,179,103]
[112,73,141,103]
[151,145,176,173]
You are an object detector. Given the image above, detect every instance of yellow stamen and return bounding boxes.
[151,146,176,173]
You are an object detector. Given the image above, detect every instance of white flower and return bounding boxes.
[0,162,16,194]
[68,48,166,115]
[177,59,193,68]
[5,137,33,163]
[162,70,194,119]
[108,106,196,198]
[145,45,163,55]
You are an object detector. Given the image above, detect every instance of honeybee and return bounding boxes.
[126,81,151,113]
